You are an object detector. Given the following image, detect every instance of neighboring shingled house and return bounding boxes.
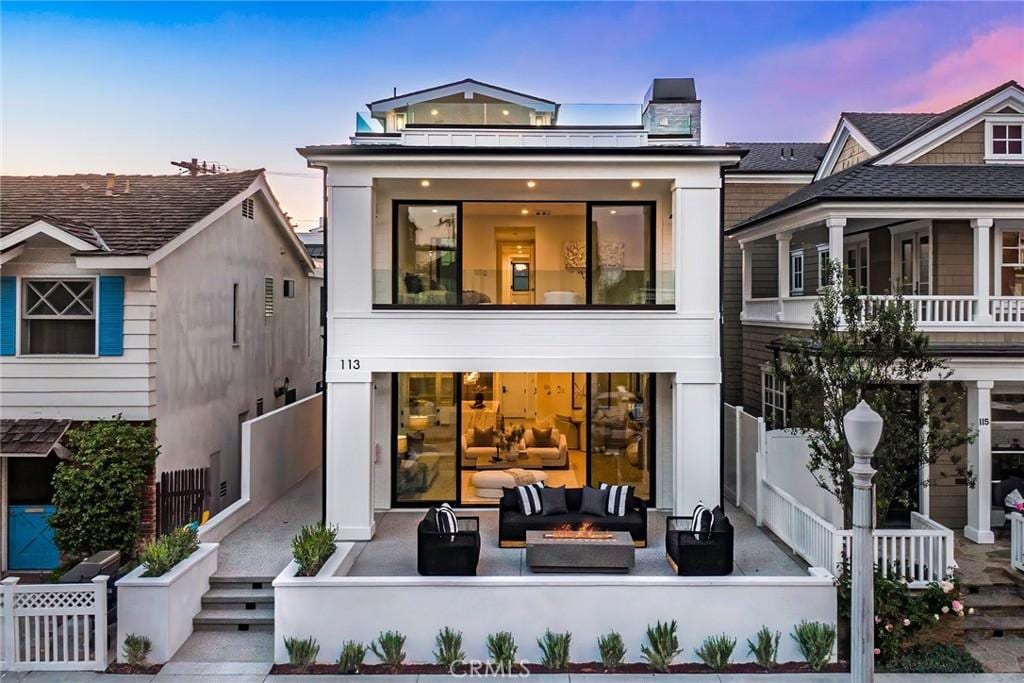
[0,171,322,571]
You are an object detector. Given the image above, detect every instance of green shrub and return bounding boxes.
[291,523,337,576]
[695,634,735,671]
[792,620,835,672]
[746,626,780,669]
[337,640,366,674]
[121,634,151,668]
[434,627,464,669]
[140,526,199,577]
[285,636,319,671]
[537,629,571,670]
[883,643,983,674]
[641,620,680,673]
[50,417,159,559]
[486,631,518,672]
[370,630,406,670]
[597,631,626,669]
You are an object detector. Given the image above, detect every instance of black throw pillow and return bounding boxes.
[579,486,608,516]
[404,272,424,294]
[422,507,440,533]
[710,506,731,533]
[540,486,568,515]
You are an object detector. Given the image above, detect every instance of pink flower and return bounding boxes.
[952,600,963,612]
[940,580,954,594]
[875,616,882,624]
[884,624,893,632]
[873,648,881,656]
[902,619,911,627]
[941,606,950,614]
[1015,501,1024,512]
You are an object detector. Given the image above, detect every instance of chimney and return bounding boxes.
[105,173,116,196]
[642,78,700,144]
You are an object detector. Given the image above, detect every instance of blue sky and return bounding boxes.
[2,1,1022,227]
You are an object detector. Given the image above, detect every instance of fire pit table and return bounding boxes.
[525,529,635,573]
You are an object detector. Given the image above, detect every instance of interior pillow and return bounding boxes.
[472,427,497,448]
[540,486,568,516]
[580,486,609,516]
[690,504,710,532]
[531,427,554,447]
[422,507,440,534]
[403,272,424,294]
[515,482,545,516]
[1005,488,1024,509]
[436,502,459,541]
[600,483,634,516]
[710,506,731,533]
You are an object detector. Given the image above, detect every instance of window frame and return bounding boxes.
[816,244,829,290]
[997,227,1024,296]
[283,279,296,299]
[761,368,788,429]
[232,283,240,346]
[985,117,1024,163]
[19,276,99,357]
[385,198,665,310]
[789,248,804,295]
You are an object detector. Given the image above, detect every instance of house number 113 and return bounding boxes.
[341,359,361,370]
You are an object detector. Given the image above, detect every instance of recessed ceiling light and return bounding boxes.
[610,209,617,215]
[520,208,529,215]
[502,109,510,116]
[430,109,439,116]
[630,180,641,188]
[526,180,536,188]
[420,179,431,187]
[431,209,438,213]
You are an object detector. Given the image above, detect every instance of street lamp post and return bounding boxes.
[844,400,884,683]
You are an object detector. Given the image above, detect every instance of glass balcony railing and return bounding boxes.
[373,269,675,308]
[555,103,642,127]
[354,103,654,135]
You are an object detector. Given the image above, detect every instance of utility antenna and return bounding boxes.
[170,158,223,176]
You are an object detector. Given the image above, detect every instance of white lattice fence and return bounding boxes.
[0,576,108,671]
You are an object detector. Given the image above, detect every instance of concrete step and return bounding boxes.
[964,615,1024,637]
[193,607,274,632]
[208,575,275,591]
[965,587,1024,616]
[202,587,274,608]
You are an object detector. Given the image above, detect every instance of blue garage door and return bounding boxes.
[8,505,60,570]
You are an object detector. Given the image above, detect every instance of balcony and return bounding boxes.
[743,294,1024,328]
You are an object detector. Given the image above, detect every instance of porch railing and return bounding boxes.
[1012,512,1024,574]
[762,481,843,572]
[991,297,1024,324]
[742,297,780,322]
[837,513,955,586]
[0,576,108,671]
[859,295,977,324]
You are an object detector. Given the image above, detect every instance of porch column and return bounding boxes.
[673,377,721,515]
[776,233,791,319]
[965,379,994,544]
[826,217,846,285]
[327,177,374,312]
[740,242,752,320]
[325,377,376,540]
[971,218,994,322]
[918,386,931,517]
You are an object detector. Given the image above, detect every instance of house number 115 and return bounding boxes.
[341,359,361,370]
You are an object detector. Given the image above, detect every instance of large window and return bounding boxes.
[762,370,788,429]
[22,279,95,355]
[395,372,457,503]
[1001,230,1024,296]
[590,204,655,305]
[395,203,459,305]
[589,373,653,502]
[789,250,804,295]
[389,201,660,308]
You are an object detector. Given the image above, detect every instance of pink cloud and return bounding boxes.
[898,25,1024,112]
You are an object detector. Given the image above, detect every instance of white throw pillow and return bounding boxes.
[1005,488,1024,509]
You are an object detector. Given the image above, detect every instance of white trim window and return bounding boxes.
[790,249,804,295]
[22,278,96,355]
[816,245,830,289]
[762,370,788,429]
[987,119,1024,162]
[1000,229,1024,296]
[845,235,870,295]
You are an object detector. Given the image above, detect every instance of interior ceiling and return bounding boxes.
[463,202,584,217]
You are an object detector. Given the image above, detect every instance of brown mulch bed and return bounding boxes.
[271,660,850,675]
[106,663,164,675]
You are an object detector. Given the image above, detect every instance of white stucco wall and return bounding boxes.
[152,192,321,509]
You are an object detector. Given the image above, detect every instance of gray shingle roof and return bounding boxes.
[726,142,827,173]
[729,164,1024,233]
[842,113,937,150]
[1,170,263,256]
[1,419,70,456]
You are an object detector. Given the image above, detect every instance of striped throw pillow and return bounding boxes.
[599,483,634,517]
[515,482,545,516]
[691,504,714,540]
[436,502,458,541]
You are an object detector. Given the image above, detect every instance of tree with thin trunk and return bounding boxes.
[773,260,973,526]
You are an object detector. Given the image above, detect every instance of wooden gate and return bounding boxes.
[155,467,208,535]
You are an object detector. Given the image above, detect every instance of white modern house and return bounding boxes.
[726,80,1024,543]
[300,78,740,537]
[0,170,322,572]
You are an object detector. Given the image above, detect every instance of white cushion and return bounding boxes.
[470,469,549,497]
[1006,488,1024,508]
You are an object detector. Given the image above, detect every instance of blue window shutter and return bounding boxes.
[0,276,15,356]
[98,276,125,356]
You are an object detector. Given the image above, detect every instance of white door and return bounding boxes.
[896,232,931,295]
[501,373,533,419]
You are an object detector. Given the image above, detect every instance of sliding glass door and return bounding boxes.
[394,373,458,503]
[588,373,653,501]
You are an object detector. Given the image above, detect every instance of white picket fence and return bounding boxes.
[726,403,956,586]
[0,576,108,671]
[1012,512,1024,574]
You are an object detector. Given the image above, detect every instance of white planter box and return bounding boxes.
[116,543,218,664]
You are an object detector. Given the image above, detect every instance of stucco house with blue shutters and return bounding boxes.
[0,171,322,572]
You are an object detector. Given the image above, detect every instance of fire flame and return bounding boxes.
[543,522,614,540]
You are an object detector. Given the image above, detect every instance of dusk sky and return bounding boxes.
[3,1,1022,229]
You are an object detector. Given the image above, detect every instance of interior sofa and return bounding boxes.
[498,487,647,548]
[519,427,568,468]
[461,428,498,467]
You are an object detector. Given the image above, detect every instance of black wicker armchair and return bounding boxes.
[665,510,734,576]
[417,515,481,576]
